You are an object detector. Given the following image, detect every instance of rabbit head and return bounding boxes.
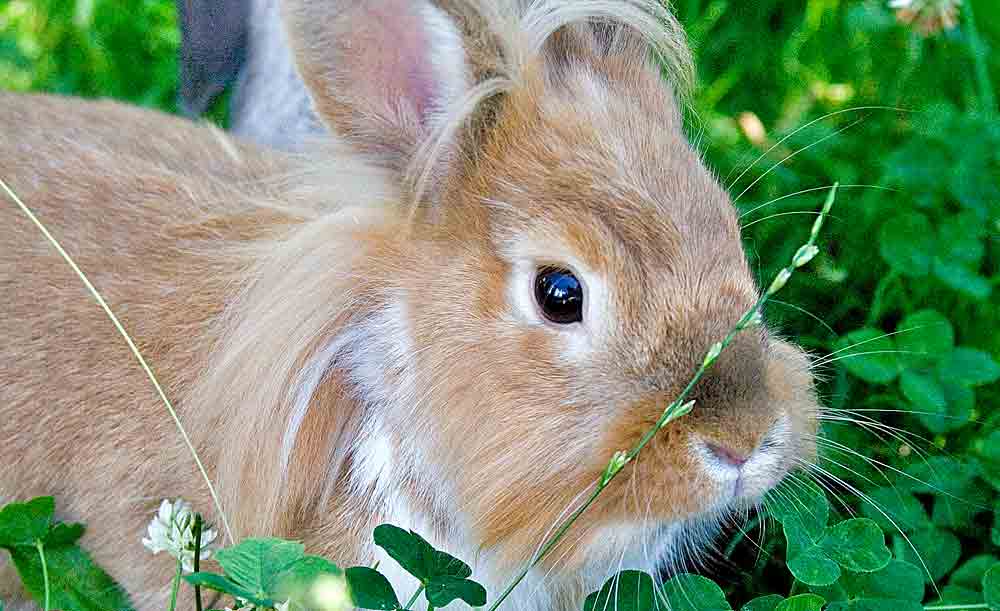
[197,0,819,606]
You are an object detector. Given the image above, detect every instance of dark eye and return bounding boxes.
[534,267,583,324]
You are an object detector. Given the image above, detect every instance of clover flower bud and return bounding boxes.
[793,244,820,268]
[767,268,793,296]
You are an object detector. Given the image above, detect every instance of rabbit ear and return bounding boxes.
[282,0,470,170]
[177,0,249,116]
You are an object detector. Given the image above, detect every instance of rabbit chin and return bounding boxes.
[360,473,727,611]
[349,427,738,611]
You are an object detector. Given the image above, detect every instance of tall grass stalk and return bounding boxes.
[488,184,838,611]
[0,177,234,544]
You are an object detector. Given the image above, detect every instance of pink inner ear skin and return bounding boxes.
[351,3,439,126]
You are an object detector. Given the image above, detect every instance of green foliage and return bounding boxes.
[185,537,346,608]
[0,497,134,611]
[582,571,660,611]
[179,527,487,611]
[372,525,486,607]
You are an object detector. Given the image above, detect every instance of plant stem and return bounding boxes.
[485,185,839,611]
[403,585,426,610]
[34,540,50,611]
[168,559,183,611]
[0,178,234,544]
[923,604,990,611]
[193,514,204,611]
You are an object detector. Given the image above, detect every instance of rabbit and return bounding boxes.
[178,0,326,151]
[0,1,820,610]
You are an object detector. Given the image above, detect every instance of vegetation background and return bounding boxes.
[1,0,998,609]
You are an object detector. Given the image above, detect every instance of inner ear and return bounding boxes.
[281,0,471,170]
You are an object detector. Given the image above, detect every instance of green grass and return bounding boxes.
[1,0,999,610]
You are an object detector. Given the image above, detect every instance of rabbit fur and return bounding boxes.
[0,1,819,609]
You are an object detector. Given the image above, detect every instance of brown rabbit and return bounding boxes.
[0,1,819,610]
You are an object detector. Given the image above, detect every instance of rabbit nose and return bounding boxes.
[705,441,750,468]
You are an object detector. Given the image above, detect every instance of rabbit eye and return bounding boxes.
[534,267,583,325]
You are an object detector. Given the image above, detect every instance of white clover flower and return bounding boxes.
[142,498,218,572]
[889,0,962,36]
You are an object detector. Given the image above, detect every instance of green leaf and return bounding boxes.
[937,211,986,266]
[0,497,54,548]
[895,309,954,368]
[859,488,929,533]
[739,595,784,611]
[426,576,487,608]
[184,573,261,604]
[839,560,924,601]
[918,378,975,433]
[937,348,1000,387]
[878,212,935,277]
[584,571,662,611]
[934,259,993,300]
[900,528,963,583]
[785,521,841,588]
[373,524,472,584]
[659,574,732,611]
[274,556,345,610]
[9,540,135,611]
[821,519,891,573]
[825,601,922,611]
[835,328,899,384]
[932,484,990,529]
[978,431,1000,491]
[344,567,400,611]
[901,457,977,497]
[931,584,983,606]
[984,564,1000,610]
[951,555,999,591]
[212,538,306,603]
[766,478,829,539]
[773,594,824,611]
[45,522,86,547]
[899,370,947,428]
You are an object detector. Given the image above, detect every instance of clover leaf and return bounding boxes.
[899,528,963,583]
[773,594,825,611]
[740,595,784,611]
[835,328,899,384]
[345,567,400,611]
[186,538,345,609]
[859,488,930,533]
[938,348,1000,387]
[878,212,936,277]
[372,524,486,607]
[985,563,1000,610]
[821,519,891,573]
[583,570,662,611]
[659,574,731,611]
[895,309,954,368]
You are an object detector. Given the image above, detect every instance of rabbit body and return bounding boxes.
[0,2,819,610]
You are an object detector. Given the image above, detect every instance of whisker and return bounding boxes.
[726,105,908,194]
[741,210,839,230]
[733,116,868,204]
[800,461,941,596]
[767,298,839,337]
[738,184,896,220]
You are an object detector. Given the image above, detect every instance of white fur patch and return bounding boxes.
[419,2,471,122]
